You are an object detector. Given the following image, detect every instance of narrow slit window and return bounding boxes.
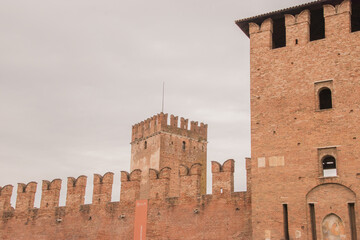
[309,203,317,240]
[319,88,332,110]
[348,203,357,240]
[310,8,325,41]
[272,17,286,49]
[283,204,290,240]
[322,155,337,177]
[182,141,186,150]
[352,0,360,32]
[144,141,147,149]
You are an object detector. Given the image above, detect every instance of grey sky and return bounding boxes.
[0,0,313,206]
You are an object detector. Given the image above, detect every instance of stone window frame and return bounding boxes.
[317,147,338,178]
[314,80,334,111]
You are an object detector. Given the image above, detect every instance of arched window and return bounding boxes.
[322,155,337,177]
[319,88,332,110]
[182,141,186,150]
[144,141,147,149]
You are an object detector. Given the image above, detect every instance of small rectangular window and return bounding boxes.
[283,204,290,240]
[309,203,317,240]
[348,203,357,240]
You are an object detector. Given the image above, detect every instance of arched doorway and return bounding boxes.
[306,183,356,240]
[322,214,345,240]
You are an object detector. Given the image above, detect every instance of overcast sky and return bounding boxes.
[0,0,313,206]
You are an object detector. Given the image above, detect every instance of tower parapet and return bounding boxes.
[324,0,351,37]
[237,0,354,52]
[284,10,310,46]
[131,113,207,143]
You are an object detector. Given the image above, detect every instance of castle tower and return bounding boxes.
[131,113,207,199]
[237,0,360,239]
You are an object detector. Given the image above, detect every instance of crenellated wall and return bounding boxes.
[0,160,250,240]
[131,113,207,142]
[247,0,353,52]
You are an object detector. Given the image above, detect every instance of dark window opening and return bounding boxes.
[348,203,357,240]
[283,204,290,240]
[144,141,147,149]
[310,8,325,41]
[322,156,336,169]
[352,0,360,32]
[319,88,332,110]
[309,203,317,240]
[273,17,286,49]
[182,141,186,150]
[322,155,337,177]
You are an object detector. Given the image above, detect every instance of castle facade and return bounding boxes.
[1,0,360,239]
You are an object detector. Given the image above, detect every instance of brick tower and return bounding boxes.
[130,113,207,199]
[236,0,360,239]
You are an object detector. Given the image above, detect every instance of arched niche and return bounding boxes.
[322,214,345,240]
[306,184,355,240]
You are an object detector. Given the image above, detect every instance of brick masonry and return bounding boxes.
[1,0,360,239]
[247,0,360,239]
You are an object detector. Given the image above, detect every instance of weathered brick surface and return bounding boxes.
[248,0,360,239]
[0,160,251,240]
[1,0,359,239]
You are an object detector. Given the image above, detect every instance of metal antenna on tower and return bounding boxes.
[162,82,165,113]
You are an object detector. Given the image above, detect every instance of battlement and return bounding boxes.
[131,113,207,142]
[236,0,359,51]
[16,182,37,212]
[120,169,141,202]
[40,179,61,209]
[211,159,234,196]
[149,167,171,199]
[179,163,202,199]
[93,172,114,205]
[0,160,251,240]
[0,185,14,212]
[66,175,87,208]
[0,159,246,218]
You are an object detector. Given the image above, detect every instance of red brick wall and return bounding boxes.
[249,0,360,239]
[0,160,251,240]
